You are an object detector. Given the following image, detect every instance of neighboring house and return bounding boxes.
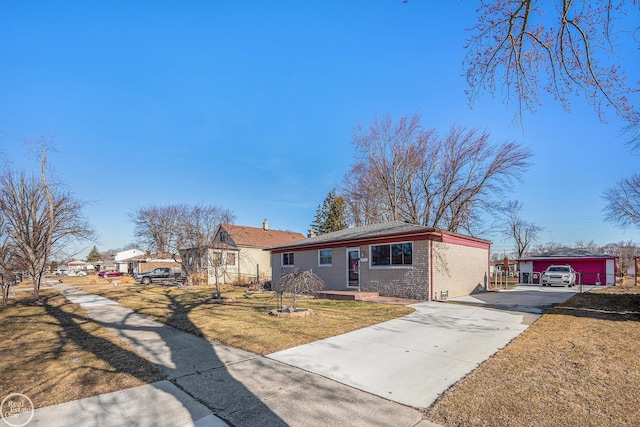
[269,221,491,300]
[127,251,182,275]
[112,249,145,274]
[113,249,145,262]
[180,243,241,285]
[204,220,306,285]
[68,260,95,273]
[517,248,617,285]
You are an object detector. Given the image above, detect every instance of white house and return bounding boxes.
[112,249,145,274]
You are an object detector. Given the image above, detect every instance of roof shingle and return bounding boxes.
[220,224,305,248]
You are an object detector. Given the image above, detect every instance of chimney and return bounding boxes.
[263,219,269,231]
[308,230,317,238]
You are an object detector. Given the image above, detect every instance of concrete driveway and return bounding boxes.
[267,285,579,409]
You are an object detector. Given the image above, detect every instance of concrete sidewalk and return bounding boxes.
[34,284,426,427]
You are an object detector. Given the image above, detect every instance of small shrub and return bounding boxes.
[273,269,324,311]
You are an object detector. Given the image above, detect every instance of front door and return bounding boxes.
[347,248,360,289]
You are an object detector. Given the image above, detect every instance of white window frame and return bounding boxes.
[318,249,332,266]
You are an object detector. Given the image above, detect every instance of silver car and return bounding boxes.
[541,265,576,287]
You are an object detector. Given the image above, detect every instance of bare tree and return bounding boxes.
[600,240,639,274]
[343,115,532,234]
[273,268,325,312]
[130,203,235,288]
[0,145,95,300]
[531,241,565,254]
[0,216,19,308]
[574,239,600,253]
[603,173,640,228]
[503,200,541,257]
[177,204,234,290]
[465,0,640,146]
[130,204,183,253]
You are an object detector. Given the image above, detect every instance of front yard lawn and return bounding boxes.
[72,283,415,355]
[0,289,166,409]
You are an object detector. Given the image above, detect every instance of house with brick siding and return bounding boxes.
[127,251,182,276]
[208,220,306,285]
[268,221,491,300]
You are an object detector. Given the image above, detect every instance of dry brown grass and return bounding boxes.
[426,285,640,427]
[73,283,415,355]
[0,288,166,409]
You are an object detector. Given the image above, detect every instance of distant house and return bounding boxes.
[113,249,145,262]
[111,249,145,274]
[517,248,617,285]
[203,220,306,285]
[268,221,491,300]
[127,251,182,275]
[68,260,94,273]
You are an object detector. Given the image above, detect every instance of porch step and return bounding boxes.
[316,290,380,301]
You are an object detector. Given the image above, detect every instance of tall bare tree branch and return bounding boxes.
[0,141,95,300]
[343,115,532,235]
[465,0,640,146]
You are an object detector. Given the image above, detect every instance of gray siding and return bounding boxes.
[271,248,348,290]
[271,240,431,299]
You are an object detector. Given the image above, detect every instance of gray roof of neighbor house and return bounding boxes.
[518,247,616,260]
[268,221,490,252]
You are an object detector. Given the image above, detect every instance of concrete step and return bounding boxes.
[316,290,380,301]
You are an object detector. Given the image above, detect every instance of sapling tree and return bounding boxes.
[273,268,325,312]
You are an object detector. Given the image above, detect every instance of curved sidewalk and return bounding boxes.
[28,284,426,427]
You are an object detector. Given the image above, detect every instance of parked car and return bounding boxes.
[53,268,69,276]
[76,271,87,276]
[134,267,181,285]
[99,270,121,278]
[541,265,576,287]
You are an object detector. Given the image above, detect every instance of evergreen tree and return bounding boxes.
[86,245,101,263]
[311,189,348,235]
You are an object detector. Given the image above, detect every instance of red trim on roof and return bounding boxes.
[270,228,491,253]
[441,233,491,250]
[518,256,617,262]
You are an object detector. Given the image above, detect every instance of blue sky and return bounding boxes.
[1,1,638,258]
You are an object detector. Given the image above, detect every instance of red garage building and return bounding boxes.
[517,248,617,286]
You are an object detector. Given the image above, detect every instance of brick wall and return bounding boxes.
[432,241,488,299]
[361,240,430,300]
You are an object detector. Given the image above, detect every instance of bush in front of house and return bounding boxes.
[273,268,324,312]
